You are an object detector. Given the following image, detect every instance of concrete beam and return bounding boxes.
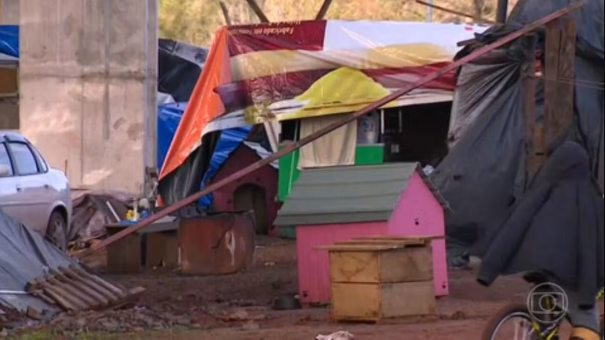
[18,0,157,195]
[0,0,19,25]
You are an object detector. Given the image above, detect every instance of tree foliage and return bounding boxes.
[159,0,518,47]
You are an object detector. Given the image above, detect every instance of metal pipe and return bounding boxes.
[78,1,584,259]
[497,0,509,23]
[0,290,29,295]
[426,0,433,22]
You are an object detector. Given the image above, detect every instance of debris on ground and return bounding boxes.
[69,190,133,250]
[316,331,354,340]
[25,265,146,313]
[4,307,203,338]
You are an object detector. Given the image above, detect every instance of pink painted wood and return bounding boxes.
[295,170,448,306]
[388,172,449,296]
[296,222,387,306]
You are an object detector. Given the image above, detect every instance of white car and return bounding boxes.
[0,131,72,250]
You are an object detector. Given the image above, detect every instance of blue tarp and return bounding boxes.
[157,102,187,171]
[157,102,251,208]
[0,25,19,58]
[198,126,252,207]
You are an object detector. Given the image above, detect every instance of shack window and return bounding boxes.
[383,101,451,166]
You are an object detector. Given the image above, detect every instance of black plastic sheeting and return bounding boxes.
[158,132,221,206]
[158,39,209,103]
[0,209,73,313]
[431,0,604,266]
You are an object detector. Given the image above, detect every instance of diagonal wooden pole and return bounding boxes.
[220,2,232,26]
[416,0,497,24]
[315,0,334,20]
[78,1,584,259]
[245,0,270,23]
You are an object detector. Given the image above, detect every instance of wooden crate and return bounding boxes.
[328,244,433,283]
[331,281,436,322]
[321,238,436,322]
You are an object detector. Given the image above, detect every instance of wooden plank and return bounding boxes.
[317,244,407,252]
[381,281,436,318]
[380,247,433,283]
[106,287,146,311]
[70,266,128,299]
[543,18,576,149]
[45,276,98,310]
[523,36,540,179]
[33,278,86,311]
[146,232,179,269]
[59,267,120,303]
[335,239,424,246]
[30,291,57,307]
[50,269,109,307]
[330,251,380,283]
[106,232,142,274]
[329,247,433,284]
[352,236,436,244]
[79,2,584,259]
[331,281,436,322]
[331,283,381,322]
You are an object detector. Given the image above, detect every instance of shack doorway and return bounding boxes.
[383,101,452,167]
[234,184,269,235]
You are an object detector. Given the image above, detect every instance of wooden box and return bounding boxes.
[328,243,433,283]
[105,218,178,273]
[332,281,436,322]
[322,238,436,322]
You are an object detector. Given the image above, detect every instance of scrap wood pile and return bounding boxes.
[25,266,144,314]
[69,191,132,251]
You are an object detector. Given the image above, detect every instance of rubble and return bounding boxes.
[3,307,202,337]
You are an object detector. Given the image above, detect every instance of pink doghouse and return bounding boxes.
[274,163,449,306]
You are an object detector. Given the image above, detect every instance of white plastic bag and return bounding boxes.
[315,331,354,340]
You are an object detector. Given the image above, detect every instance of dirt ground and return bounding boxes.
[4,237,539,339]
[96,237,531,340]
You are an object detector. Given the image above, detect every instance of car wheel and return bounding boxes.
[46,211,68,251]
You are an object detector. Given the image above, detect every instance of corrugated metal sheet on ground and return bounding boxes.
[275,163,421,226]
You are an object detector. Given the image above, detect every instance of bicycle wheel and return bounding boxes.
[482,304,543,340]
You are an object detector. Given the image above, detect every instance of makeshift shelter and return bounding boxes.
[0,209,72,313]
[209,139,279,235]
[158,39,208,104]
[431,0,603,264]
[158,21,487,205]
[274,163,448,306]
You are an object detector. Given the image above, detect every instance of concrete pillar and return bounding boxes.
[0,0,19,25]
[19,0,157,195]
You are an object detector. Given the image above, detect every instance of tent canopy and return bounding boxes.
[158,20,486,204]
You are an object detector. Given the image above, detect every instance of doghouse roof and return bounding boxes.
[274,163,447,227]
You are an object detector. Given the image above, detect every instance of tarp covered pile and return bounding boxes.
[431,0,603,265]
[0,209,72,313]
